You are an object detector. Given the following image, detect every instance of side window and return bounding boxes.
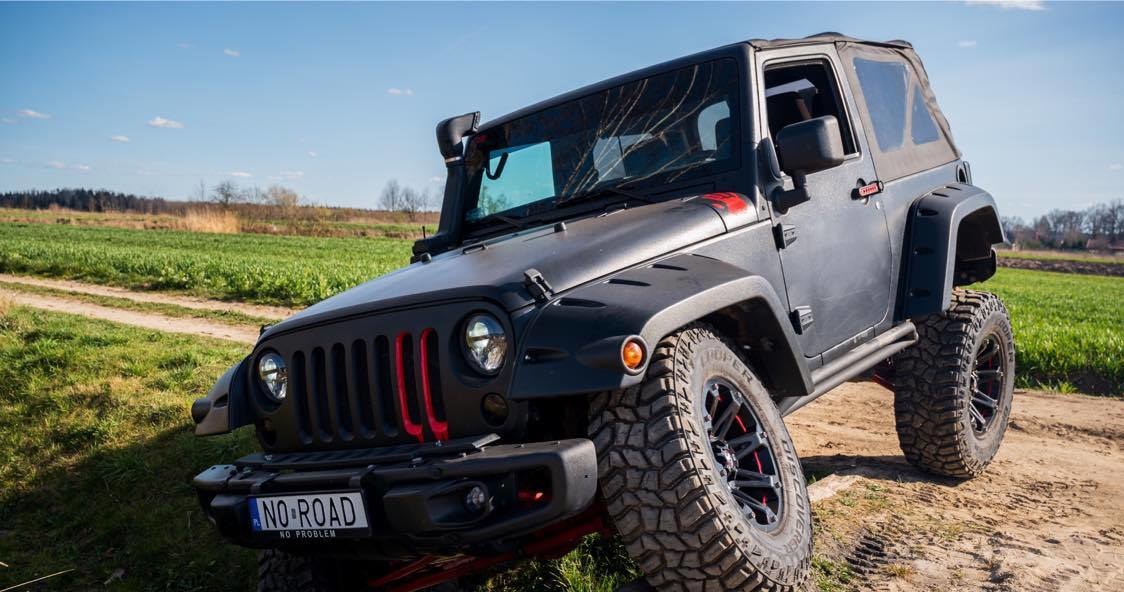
[763,60,857,155]
[852,58,909,151]
[910,83,941,144]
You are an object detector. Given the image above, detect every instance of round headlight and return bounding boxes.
[463,313,508,375]
[257,352,287,401]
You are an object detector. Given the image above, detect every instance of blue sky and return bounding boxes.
[1,1,1122,220]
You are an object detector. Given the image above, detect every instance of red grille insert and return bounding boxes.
[419,328,449,441]
[395,332,424,442]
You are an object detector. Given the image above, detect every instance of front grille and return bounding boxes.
[288,329,448,446]
[255,301,510,452]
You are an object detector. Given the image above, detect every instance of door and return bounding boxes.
[757,49,893,357]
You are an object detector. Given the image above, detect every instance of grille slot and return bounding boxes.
[374,335,397,437]
[350,339,374,438]
[283,329,444,447]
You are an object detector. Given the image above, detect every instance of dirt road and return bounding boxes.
[0,289,260,343]
[0,273,296,319]
[790,382,1124,591]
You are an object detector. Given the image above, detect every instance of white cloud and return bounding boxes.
[386,87,415,96]
[18,109,51,120]
[223,48,240,57]
[1,117,14,124]
[1,157,14,164]
[429,176,444,183]
[965,0,1046,10]
[136,169,160,176]
[278,170,304,180]
[229,171,253,178]
[307,151,318,158]
[958,40,978,48]
[43,160,91,172]
[1109,163,1123,171]
[110,135,131,143]
[177,42,192,49]
[148,116,185,129]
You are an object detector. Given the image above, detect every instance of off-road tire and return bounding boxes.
[893,289,1016,478]
[257,549,343,592]
[258,550,463,592]
[589,324,812,592]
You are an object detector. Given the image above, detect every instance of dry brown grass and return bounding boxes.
[0,293,13,321]
[176,208,241,234]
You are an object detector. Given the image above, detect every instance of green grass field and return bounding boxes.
[976,268,1122,395]
[0,222,412,306]
[998,248,1123,265]
[0,306,257,591]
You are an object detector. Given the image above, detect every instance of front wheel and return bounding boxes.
[257,550,466,592]
[590,324,812,592]
[893,289,1016,478]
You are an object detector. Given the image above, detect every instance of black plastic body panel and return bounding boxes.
[193,437,597,558]
[511,245,812,399]
[898,183,1004,318]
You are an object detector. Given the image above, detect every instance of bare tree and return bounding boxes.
[265,185,301,209]
[400,187,432,221]
[380,179,404,212]
[210,180,243,208]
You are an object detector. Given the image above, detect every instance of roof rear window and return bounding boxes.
[853,58,908,152]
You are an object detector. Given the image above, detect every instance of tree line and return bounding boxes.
[0,178,440,221]
[1001,199,1123,250]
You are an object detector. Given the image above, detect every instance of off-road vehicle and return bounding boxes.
[191,33,1015,591]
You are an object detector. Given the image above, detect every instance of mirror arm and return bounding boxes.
[772,171,810,213]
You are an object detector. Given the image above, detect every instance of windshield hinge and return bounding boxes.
[523,268,554,303]
[773,224,798,249]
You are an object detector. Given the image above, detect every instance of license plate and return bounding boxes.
[249,491,370,539]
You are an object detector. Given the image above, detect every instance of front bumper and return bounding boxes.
[193,435,598,556]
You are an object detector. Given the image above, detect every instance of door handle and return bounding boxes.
[852,179,883,200]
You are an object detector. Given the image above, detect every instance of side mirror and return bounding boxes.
[436,112,481,161]
[775,115,845,177]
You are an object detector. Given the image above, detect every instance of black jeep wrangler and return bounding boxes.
[191,33,1015,591]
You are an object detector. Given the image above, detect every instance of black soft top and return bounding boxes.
[748,32,913,51]
[478,32,959,182]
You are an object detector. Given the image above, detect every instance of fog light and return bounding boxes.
[464,485,488,513]
[481,393,509,426]
[621,338,646,373]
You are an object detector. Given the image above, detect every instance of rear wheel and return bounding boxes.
[893,289,1016,478]
[590,324,812,591]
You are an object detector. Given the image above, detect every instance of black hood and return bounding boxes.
[261,196,748,339]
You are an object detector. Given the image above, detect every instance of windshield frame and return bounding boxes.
[459,53,749,239]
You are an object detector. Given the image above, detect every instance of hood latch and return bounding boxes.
[523,268,554,303]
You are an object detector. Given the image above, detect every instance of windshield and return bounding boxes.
[463,58,740,228]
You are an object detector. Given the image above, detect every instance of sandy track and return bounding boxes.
[0,289,259,343]
[790,382,1124,591]
[0,273,296,320]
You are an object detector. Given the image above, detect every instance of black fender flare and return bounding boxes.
[509,253,812,400]
[899,183,1005,319]
[191,357,253,436]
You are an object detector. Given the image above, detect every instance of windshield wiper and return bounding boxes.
[490,213,529,229]
[558,183,654,207]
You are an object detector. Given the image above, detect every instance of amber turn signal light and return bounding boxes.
[621,338,646,372]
